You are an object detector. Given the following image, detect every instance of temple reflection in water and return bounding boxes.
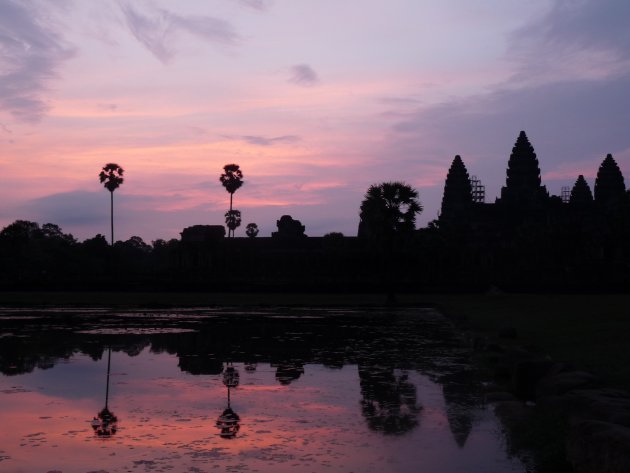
[0,307,524,473]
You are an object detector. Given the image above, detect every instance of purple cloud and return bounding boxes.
[0,1,74,123]
[509,0,630,83]
[288,64,319,87]
[236,0,271,11]
[120,3,240,64]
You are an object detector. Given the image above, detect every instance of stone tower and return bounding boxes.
[440,155,472,222]
[569,175,593,206]
[499,131,548,207]
[594,154,626,206]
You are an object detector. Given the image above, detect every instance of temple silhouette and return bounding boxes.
[1,130,629,292]
[440,131,626,226]
[434,131,629,289]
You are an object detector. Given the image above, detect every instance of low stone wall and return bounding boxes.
[469,332,630,473]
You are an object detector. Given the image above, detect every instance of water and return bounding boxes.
[0,307,527,473]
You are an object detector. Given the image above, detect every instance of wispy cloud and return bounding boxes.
[97,103,119,112]
[508,0,630,84]
[120,2,240,64]
[226,134,301,146]
[288,64,319,87]
[0,0,74,123]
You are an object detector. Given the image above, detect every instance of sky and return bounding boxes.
[1,0,630,242]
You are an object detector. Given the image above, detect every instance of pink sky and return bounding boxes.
[1,0,630,241]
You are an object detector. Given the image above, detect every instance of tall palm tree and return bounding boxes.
[220,164,244,237]
[99,163,124,245]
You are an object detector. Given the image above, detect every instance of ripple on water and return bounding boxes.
[74,328,198,335]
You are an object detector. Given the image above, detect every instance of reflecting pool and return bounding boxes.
[0,307,527,473]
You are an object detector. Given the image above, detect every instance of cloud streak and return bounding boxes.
[225,134,301,146]
[0,0,74,123]
[120,2,240,64]
[509,0,630,84]
[237,0,271,11]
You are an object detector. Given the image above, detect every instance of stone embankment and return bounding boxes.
[469,331,630,473]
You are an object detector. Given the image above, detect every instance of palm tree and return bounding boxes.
[358,182,422,303]
[225,209,242,236]
[358,182,422,240]
[99,163,124,245]
[220,164,244,237]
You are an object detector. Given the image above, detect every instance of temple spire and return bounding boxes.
[500,131,547,206]
[440,155,472,222]
[594,153,626,206]
[569,175,593,206]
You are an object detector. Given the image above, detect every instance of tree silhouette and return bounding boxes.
[358,365,421,435]
[99,163,124,245]
[272,215,307,239]
[220,164,244,237]
[358,182,422,303]
[225,209,242,236]
[358,182,422,240]
[245,223,259,238]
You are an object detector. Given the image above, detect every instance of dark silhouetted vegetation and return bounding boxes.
[225,209,242,236]
[2,131,630,293]
[245,223,259,238]
[358,182,422,241]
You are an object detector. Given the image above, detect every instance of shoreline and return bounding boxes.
[0,290,434,308]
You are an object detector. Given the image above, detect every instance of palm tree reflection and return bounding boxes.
[273,361,304,385]
[216,362,241,439]
[359,366,422,435]
[91,347,119,437]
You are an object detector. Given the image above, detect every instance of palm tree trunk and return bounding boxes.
[229,192,234,238]
[105,347,111,409]
[110,191,114,245]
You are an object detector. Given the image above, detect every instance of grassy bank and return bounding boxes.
[432,294,630,392]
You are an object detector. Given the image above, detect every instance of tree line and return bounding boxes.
[3,130,630,292]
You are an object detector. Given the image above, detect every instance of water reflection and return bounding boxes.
[216,362,241,438]
[90,347,119,437]
[359,365,422,435]
[0,307,526,473]
[440,370,481,448]
[273,360,305,385]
